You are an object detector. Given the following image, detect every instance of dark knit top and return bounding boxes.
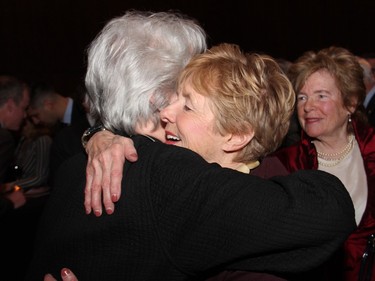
[26,135,356,281]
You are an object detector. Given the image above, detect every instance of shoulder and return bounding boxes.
[252,156,290,178]
[72,99,86,113]
[272,143,301,162]
[130,134,218,183]
[132,135,207,167]
[353,120,375,157]
[353,119,375,141]
[71,100,90,123]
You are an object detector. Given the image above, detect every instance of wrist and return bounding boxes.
[81,124,108,149]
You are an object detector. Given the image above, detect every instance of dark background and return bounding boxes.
[0,0,373,96]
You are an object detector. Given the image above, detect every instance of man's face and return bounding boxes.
[6,88,30,131]
[27,101,57,127]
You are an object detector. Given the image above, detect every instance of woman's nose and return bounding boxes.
[160,106,172,122]
[303,98,315,112]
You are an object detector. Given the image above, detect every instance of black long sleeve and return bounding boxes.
[26,135,355,281]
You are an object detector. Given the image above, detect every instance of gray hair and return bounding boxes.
[357,56,375,86]
[85,10,207,134]
[0,75,27,107]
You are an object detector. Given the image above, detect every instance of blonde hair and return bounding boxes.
[178,43,296,162]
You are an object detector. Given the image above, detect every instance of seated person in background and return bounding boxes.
[27,82,87,130]
[31,10,356,281]
[273,46,375,281]
[2,118,52,194]
[28,82,91,187]
[0,75,29,183]
[48,93,94,188]
[0,75,47,281]
[357,56,375,127]
[362,52,375,80]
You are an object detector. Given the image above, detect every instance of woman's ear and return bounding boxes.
[348,97,359,114]
[222,130,254,152]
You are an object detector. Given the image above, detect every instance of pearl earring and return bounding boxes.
[348,114,352,123]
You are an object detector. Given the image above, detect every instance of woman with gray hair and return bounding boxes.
[28,11,355,281]
[85,11,206,137]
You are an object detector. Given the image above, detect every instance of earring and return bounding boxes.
[348,114,352,123]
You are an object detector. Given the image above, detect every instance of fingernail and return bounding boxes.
[94,209,102,216]
[62,268,71,277]
[85,208,91,215]
[111,193,118,202]
[106,207,113,215]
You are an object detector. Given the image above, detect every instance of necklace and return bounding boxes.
[317,134,354,167]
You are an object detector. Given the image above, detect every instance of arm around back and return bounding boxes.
[143,138,356,273]
[27,136,356,280]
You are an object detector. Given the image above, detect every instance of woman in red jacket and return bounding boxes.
[274,46,375,281]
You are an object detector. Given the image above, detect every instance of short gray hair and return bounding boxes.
[357,56,375,85]
[0,76,27,107]
[85,10,207,134]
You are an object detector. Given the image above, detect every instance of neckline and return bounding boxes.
[317,135,355,167]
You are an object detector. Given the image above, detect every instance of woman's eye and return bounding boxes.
[183,105,191,111]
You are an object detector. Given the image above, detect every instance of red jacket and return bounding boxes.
[274,118,375,281]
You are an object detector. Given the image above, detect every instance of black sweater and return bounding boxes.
[26,135,356,281]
